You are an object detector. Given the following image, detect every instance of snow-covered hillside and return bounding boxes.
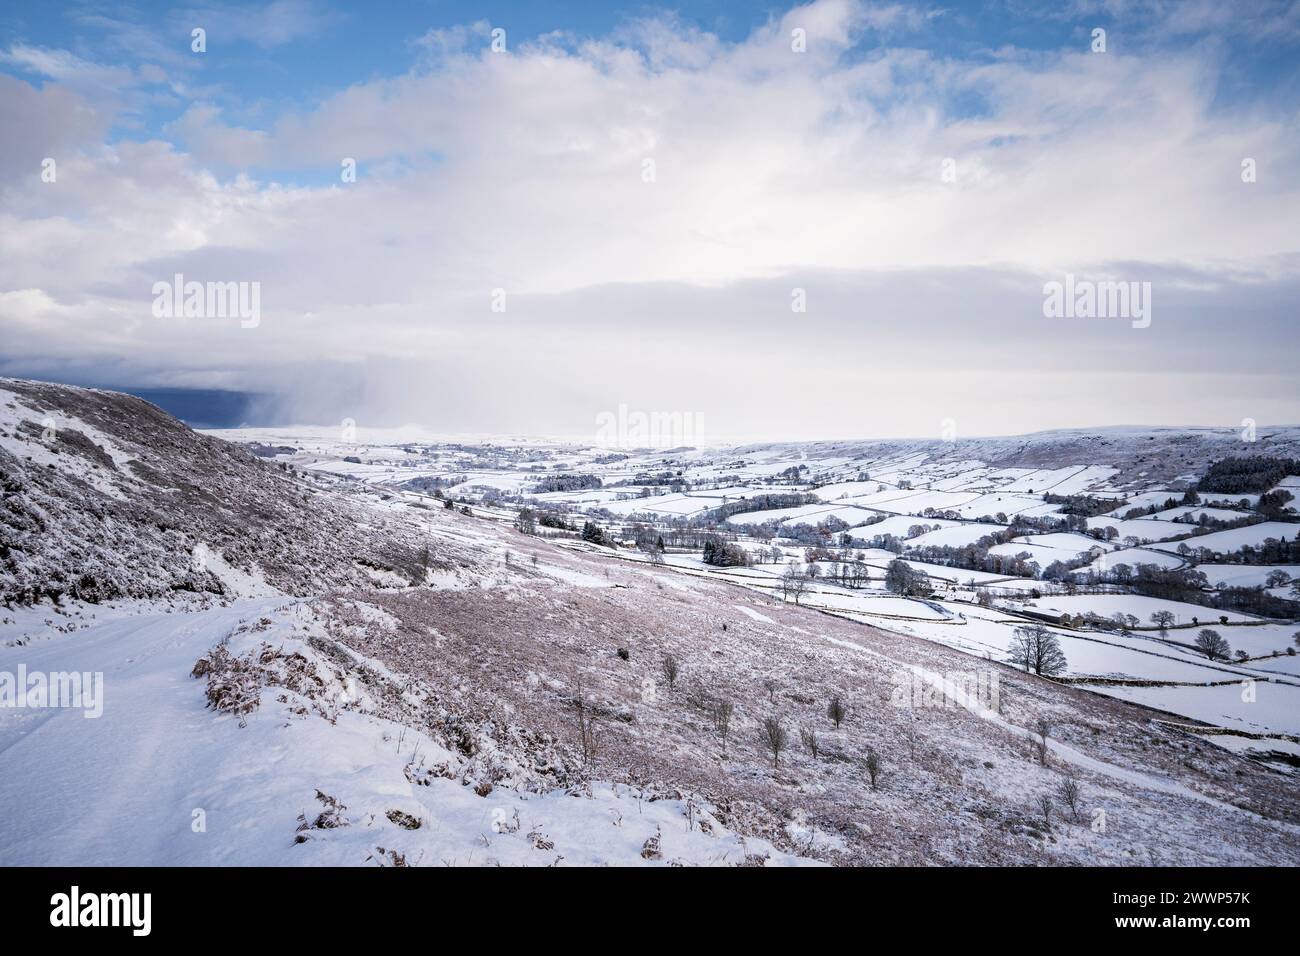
[0,379,434,603]
[2,381,1298,866]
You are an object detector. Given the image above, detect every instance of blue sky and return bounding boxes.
[3,2,792,144]
[5,1,1297,181]
[1,1,1298,437]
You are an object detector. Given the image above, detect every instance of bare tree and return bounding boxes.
[711,699,734,754]
[762,716,787,769]
[902,721,918,761]
[762,677,778,703]
[780,563,807,605]
[864,747,882,790]
[1007,624,1068,677]
[660,654,679,692]
[573,675,598,770]
[826,694,846,729]
[799,725,819,759]
[1033,717,1051,766]
[1193,629,1232,662]
[1059,775,1081,822]
[1150,610,1175,636]
[1036,793,1053,830]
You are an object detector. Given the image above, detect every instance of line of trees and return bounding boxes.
[1198,456,1300,495]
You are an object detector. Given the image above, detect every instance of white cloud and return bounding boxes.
[0,43,140,89]
[175,0,341,49]
[0,0,1297,436]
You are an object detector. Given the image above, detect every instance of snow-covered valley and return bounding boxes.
[213,417,1300,753]
[2,379,1299,866]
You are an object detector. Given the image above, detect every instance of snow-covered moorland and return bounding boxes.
[2,381,1299,866]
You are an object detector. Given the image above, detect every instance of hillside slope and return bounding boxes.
[1,379,1297,866]
[0,378,433,604]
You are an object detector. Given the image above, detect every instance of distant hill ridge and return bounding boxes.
[739,426,1300,487]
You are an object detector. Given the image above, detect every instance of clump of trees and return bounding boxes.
[901,538,1041,580]
[1042,493,1124,517]
[627,522,666,563]
[1124,565,1299,619]
[1211,585,1298,618]
[697,492,816,524]
[1266,570,1293,589]
[1198,456,1300,495]
[1257,488,1295,519]
[533,474,602,493]
[824,556,872,589]
[884,559,932,597]
[1128,566,1208,603]
[701,534,751,567]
